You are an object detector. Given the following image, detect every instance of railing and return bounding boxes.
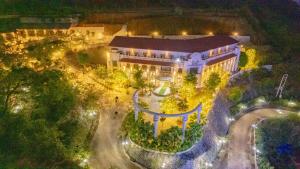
[118,53,174,62]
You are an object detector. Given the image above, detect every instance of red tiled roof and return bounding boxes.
[109,36,238,53]
[206,54,236,66]
[120,58,173,66]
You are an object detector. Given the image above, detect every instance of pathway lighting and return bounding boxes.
[276,109,283,114]
[229,117,235,122]
[239,103,247,110]
[79,158,88,167]
[208,32,214,36]
[256,97,266,104]
[251,124,257,128]
[287,101,297,107]
[122,140,129,145]
[88,111,97,117]
[205,162,213,167]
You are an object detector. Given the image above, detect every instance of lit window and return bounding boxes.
[209,50,213,57]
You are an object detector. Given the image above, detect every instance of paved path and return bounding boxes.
[88,91,141,169]
[215,108,289,169]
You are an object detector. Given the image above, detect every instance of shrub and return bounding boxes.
[227,87,244,103]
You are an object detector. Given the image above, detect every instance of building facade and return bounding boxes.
[108,35,240,87]
[1,24,105,44]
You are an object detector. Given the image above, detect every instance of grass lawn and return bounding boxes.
[158,82,168,95]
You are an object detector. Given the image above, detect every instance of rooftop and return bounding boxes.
[109,35,238,53]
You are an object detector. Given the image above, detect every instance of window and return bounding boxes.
[143,52,147,57]
[112,61,118,67]
[161,66,171,72]
[209,50,213,57]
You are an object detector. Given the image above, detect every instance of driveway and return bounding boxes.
[215,108,290,169]
[89,91,141,169]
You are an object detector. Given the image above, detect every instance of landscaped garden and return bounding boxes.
[122,111,203,152]
[120,65,231,152]
[255,113,300,169]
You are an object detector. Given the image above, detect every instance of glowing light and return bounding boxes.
[98,33,103,39]
[208,32,214,36]
[79,158,88,167]
[253,147,261,154]
[122,140,129,145]
[176,58,181,62]
[228,117,235,122]
[233,32,239,36]
[251,124,257,128]
[238,103,247,110]
[181,31,187,36]
[287,101,297,107]
[127,31,133,36]
[276,109,283,114]
[205,162,213,167]
[152,31,159,36]
[88,111,97,117]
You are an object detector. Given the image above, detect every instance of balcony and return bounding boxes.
[118,53,173,63]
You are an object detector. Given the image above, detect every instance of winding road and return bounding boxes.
[215,108,290,169]
[88,91,141,169]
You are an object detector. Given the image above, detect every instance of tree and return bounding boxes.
[77,52,89,65]
[205,72,221,91]
[179,73,197,100]
[177,98,188,111]
[227,86,244,103]
[95,65,108,79]
[178,82,196,100]
[111,69,129,88]
[244,48,258,70]
[0,67,35,115]
[184,73,197,85]
[31,70,76,123]
[239,52,248,68]
[160,96,178,114]
[133,68,146,89]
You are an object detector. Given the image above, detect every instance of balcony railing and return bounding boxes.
[118,54,174,62]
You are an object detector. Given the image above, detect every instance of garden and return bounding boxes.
[120,65,231,152]
[122,111,203,152]
[255,113,300,169]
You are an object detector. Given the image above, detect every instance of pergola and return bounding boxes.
[133,90,202,141]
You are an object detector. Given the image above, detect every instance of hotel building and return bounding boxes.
[108,35,240,87]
